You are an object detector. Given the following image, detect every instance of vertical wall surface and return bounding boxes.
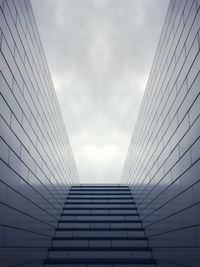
[122,0,200,266]
[0,0,79,266]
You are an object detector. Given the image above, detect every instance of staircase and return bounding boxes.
[44,185,156,267]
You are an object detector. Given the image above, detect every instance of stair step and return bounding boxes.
[53,237,147,240]
[62,210,138,215]
[43,185,156,267]
[44,258,156,267]
[70,190,131,193]
[49,247,151,251]
[49,248,152,259]
[69,192,132,195]
[61,214,139,217]
[58,220,141,223]
[55,229,145,238]
[58,220,141,225]
[66,201,135,204]
[60,215,139,221]
[52,237,148,248]
[69,191,131,193]
[67,197,133,200]
[71,185,130,191]
[56,227,145,231]
[65,205,136,209]
[52,241,147,248]
[63,207,137,211]
[58,221,142,229]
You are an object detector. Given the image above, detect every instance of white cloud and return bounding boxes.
[31,0,169,183]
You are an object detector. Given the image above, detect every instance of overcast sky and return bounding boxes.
[31,0,169,184]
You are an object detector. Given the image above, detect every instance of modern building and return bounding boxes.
[122,0,200,266]
[0,0,200,267]
[0,0,79,266]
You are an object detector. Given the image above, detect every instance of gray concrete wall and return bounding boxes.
[122,1,200,266]
[0,0,79,266]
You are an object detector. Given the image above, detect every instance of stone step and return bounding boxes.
[62,209,138,215]
[60,214,140,221]
[48,247,152,259]
[55,229,145,238]
[58,221,142,229]
[44,258,156,267]
[52,237,148,248]
[64,204,136,209]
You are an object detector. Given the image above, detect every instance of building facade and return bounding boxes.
[122,1,200,266]
[1,0,200,266]
[0,0,79,266]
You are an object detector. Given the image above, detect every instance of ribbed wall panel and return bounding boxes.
[122,1,200,266]
[0,1,79,266]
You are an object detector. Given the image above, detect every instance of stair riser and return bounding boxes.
[70,187,130,194]
[65,205,136,208]
[62,210,138,215]
[71,187,129,189]
[68,196,132,199]
[60,216,139,221]
[68,194,132,196]
[55,231,144,238]
[52,240,148,248]
[44,186,156,267]
[66,203,134,205]
[49,251,152,259]
[58,223,142,228]
[44,264,156,267]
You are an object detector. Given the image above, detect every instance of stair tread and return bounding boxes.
[53,237,147,240]
[67,198,133,200]
[49,247,151,251]
[69,193,132,195]
[63,207,137,210]
[58,220,141,223]
[65,201,135,205]
[56,227,144,231]
[44,186,156,266]
[61,213,139,216]
[71,186,129,188]
[44,258,156,264]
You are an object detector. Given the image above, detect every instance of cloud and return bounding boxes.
[31,0,169,183]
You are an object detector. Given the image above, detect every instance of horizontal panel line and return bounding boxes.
[0,223,52,237]
[147,223,200,237]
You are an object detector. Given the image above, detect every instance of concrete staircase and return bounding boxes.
[44,185,156,267]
